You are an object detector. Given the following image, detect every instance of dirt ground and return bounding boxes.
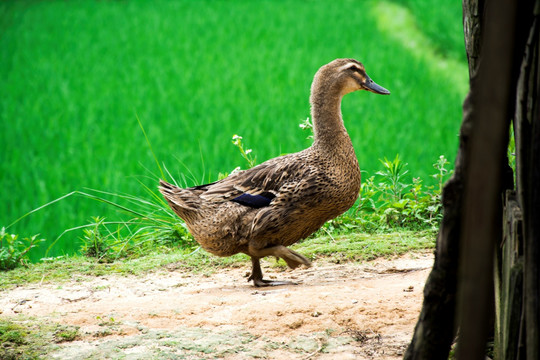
[0,251,434,359]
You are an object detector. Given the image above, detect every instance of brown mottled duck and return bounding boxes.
[159,58,390,286]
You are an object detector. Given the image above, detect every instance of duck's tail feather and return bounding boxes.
[159,180,198,212]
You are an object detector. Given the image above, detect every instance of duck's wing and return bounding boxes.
[199,152,315,207]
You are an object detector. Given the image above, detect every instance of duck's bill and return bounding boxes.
[364,76,390,95]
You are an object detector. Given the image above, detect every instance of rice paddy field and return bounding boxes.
[1,0,468,260]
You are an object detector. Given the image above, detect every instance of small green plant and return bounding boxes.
[432,155,453,192]
[508,123,516,175]
[96,315,117,326]
[0,227,44,271]
[376,155,410,201]
[232,134,257,169]
[79,217,109,260]
[299,117,314,139]
[219,134,258,179]
[53,326,80,343]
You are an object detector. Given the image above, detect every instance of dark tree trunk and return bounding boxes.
[513,4,540,358]
[455,0,519,355]
[403,1,486,358]
[404,0,538,359]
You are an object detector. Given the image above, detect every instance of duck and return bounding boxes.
[159,58,389,286]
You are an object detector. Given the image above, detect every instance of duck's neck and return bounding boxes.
[310,84,350,148]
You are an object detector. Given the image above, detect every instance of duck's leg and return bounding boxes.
[249,245,311,269]
[247,245,311,287]
[248,257,298,287]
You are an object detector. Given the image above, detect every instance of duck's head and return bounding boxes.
[312,58,390,97]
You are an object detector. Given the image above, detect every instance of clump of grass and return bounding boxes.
[294,230,435,264]
[0,227,44,271]
[71,190,197,263]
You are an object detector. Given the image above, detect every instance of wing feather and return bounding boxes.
[199,151,315,203]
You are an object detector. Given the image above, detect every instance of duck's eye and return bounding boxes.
[347,64,364,74]
[338,62,363,73]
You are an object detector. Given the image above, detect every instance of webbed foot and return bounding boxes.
[249,276,298,287]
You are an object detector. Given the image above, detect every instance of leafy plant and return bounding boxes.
[0,227,44,271]
[316,154,453,235]
[374,155,452,230]
[376,155,410,201]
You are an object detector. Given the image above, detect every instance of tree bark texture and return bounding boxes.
[403,1,485,358]
[405,0,538,359]
[455,0,519,357]
[514,3,540,358]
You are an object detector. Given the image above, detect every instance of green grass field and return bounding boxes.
[1,0,467,260]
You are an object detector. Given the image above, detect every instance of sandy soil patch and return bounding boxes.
[0,251,433,359]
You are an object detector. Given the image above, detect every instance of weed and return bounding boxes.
[0,228,44,271]
[432,155,453,192]
[299,117,314,140]
[218,134,258,179]
[35,185,199,263]
[232,134,257,169]
[79,217,109,260]
[373,155,450,230]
